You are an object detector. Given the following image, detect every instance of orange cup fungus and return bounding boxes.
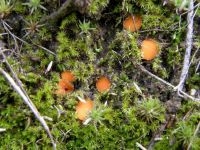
[61,71,75,82]
[76,98,94,121]
[56,80,74,95]
[56,70,76,95]
[96,76,111,93]
[141,39,159,60]
[123,15,142,32]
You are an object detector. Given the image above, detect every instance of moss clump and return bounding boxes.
[87,0,109,17]
[155,101,200,150]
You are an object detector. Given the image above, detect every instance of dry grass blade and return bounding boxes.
[0,128,6,132]
[0,68,56,149]
[136,142,147,150]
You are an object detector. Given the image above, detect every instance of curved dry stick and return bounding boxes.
[0,68,56,149]
[137,64,200,102]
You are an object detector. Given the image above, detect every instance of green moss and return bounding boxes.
[135,98,165,124]
[107,31,141,70]
[87,0,109,17]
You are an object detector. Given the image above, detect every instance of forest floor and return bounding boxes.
[0,0,200,149]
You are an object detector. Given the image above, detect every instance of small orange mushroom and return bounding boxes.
[123,15,142,32]
[96,76,111,93]
[141,39,159,60]
[61,71,75,82]
[56,79,74,95]
[76,98,94,121]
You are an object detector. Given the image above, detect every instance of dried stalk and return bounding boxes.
[176,0,194,94]
[0,68,56,149]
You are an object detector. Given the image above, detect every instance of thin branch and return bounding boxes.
[179,2,200,16]
[40,0,73,24]
[31,42,56,56]
[0,68,56,149]
[189,47,199,67]
[176,0,194,94]
[1,20,56,56]
[2,20,19,51]
[137,64,175,89]
[137,64,200,102]
[196,61,200,73]
[147,120,168,150]
[1,52,27,95]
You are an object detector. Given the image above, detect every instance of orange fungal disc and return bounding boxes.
[76,98,94,121]
[56,79,74,95]
[61,71,75,82]
[96,76,111,93]
[123,15,142,32]
[141,39,159,60]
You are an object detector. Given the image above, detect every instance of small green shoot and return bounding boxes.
[0,0,12,19]
[136,98,165,123]
[79,20,95,35]
[23,0,47,14]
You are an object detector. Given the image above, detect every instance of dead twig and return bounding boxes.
[176,0,194,95]
[1,20,56,56]
[40,0,73,24]
[1,52,28,96]
[137,64,200,102]
[147,122,166,150]
[0,68,56,149]
[179,2,200,16]
[196,61,200,73]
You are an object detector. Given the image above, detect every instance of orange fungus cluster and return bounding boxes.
[56,71,75,95]
[123,14,160,60]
